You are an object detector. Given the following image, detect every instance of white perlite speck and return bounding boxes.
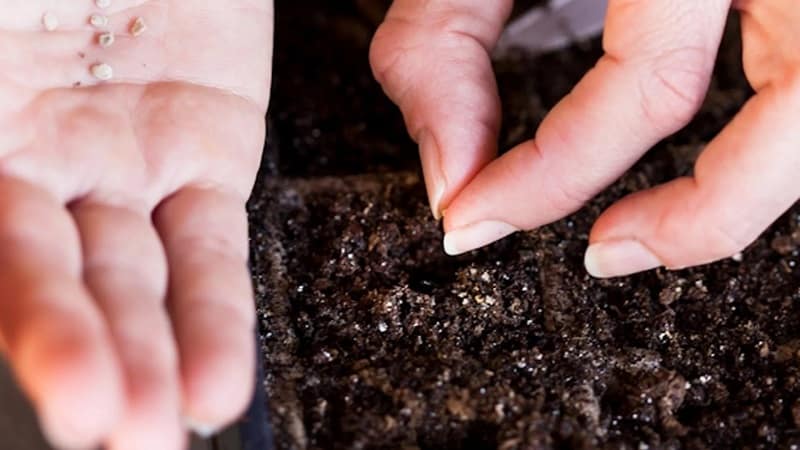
[130,17,147,36]
[89,14,109,28]
[98,32,115,48]
[90,63,113,81]
[95,0,111,9]
[42,12,59,31]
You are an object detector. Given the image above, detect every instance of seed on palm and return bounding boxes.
[42,12,59,31]
[90,63,113,81]
[130,17,147,37]
[98,32,115,48]
[90,14,109,28]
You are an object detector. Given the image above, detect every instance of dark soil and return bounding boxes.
[250,2,800,449]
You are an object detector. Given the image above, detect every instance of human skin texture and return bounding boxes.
[0,1,273,449]
[370,0,800,278]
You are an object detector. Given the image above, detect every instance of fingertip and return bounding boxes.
[106,406,185,450]
[442,232,462,256]
[443,220,518,256]
[585,190,668,278]
[182,361,254,433]
[419,132,446,220]
[19,323,123,449]
[430,179,445,221]
[587,195,635,244]
[184,416,220,439]
[584,240,663,278]
[180,313,255,431]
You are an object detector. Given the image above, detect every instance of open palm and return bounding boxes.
[0,1,272,449]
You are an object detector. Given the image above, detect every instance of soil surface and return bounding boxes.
[250,2,800,449]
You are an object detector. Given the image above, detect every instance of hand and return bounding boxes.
[0,1,272,448]
[370,0,800,277]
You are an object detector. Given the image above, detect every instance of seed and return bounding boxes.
[89,14,109,28]
[95,0,111,9]
[98,32,115,48]
[42,12,59,31]
[130,17,147,37]
[90,63,113,81]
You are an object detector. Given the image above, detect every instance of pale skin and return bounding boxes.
[2,0,797,449]
[370,0,800,277]
[0,1,272,449]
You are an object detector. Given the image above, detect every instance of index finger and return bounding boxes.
[442,0,731,255]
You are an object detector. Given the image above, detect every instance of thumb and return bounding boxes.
[370,0,512,218]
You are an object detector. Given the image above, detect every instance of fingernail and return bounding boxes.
[584,239,662,278]
[443,221,518,255]
[430,178,445,220]
[418,131,446,220]
[184,416,219,438]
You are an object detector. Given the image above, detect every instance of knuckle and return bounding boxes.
[175,233,248,265]
[655,196,755,263]
[773,68,800,102]
[637,46,712,132]
[542,172,594,217]
[659,213,753,263]
[369,9,497,90]
[368,21,398,85]
[178,271,256,329]
[368,18,419,103]
[647,178,758,266]
[117,321,178,371]
[369,16,424,83]
[530,130,597,218]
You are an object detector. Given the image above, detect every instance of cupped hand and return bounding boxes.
[370,0,800,277]
[0,1,272,448]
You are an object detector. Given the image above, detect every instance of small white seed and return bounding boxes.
[98,32,115,48]
[95,0,111,9]
[130,17,147,37]
[90,63,113,81]
[89,14,109,28]
[42,12,59,31]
